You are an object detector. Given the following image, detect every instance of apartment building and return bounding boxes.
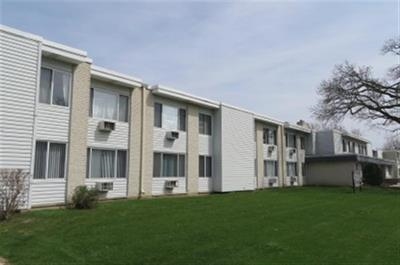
[305,130,394,186]
[1,25,397,208]
[382,150,400,178]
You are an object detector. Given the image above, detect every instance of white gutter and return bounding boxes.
[284,122,312,134]
[91,65,143,87]
[151,85,220,109]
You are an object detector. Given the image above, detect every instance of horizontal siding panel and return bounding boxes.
[85,179,127,199]
[36,104,70,142]
[153,128,186,153]
[199,135,213,155]
[31,181,66,207]
[87,118,129,149]
[152,177,186,195]
[198,178,212,193]
[0,30,39,170]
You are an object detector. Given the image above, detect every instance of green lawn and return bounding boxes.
[0,187,399,265]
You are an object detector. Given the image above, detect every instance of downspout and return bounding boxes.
[28,41,42,209]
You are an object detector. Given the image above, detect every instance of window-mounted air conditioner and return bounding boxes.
[268,177,278,187]
[289,149,296,158]
[98,121,115,132]
[268,146,275,153]
[165,180,179,189]
[290,176,297,185]
[95,181,114,192]
[166,131,179,141]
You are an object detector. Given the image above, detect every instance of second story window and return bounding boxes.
[39,67,71,107]
[153,102,186,131]
[286,133,296,148]
[263,128,277,145]
[90,88,129,122]
[199,113,212,135]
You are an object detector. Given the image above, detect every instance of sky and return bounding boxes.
[1,0,398,148]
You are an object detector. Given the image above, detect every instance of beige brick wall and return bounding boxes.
[187,105,199,194]
[66,62,91,201]
[255,122,264,189]
[278,125,285,187]
[127,87,143,197]
[141,88,154,196]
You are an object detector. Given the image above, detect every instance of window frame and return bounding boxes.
[263,127,277,145]
[153,102,187,132]
[153,152,186,178]
[33,140,68,180]
[39,66,72,107]
[286,162,298,177]
[199,113,212,135]
[264,160,278,177]
[199,155,212,177]
[87,147,128,179]
[90,87,130,123]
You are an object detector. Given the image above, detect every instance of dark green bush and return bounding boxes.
[363,164,384,186]
[71,186,99,209]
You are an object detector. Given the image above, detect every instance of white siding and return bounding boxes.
[263,144,278,160]
[198,178,212,193]
[87,118,129,149]
[152,177,186,195]
[36,104,70,142]
[0,30,40,170]
[199,135,213,155]
[85,178,127,199]
[31,180,66,206]
[218,105,255,192]
[153,128,186,153]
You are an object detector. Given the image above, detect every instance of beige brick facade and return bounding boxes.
[141,88,154,196]
[127,87,143,197]
[66,62,91,201]
[255,122,264,189]
[186,105,199,194]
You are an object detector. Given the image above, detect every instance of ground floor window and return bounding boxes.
[199,155,212,177]
[287,162,297,177]
[34,141,67,179]
[87,148,127,178]
[301,162,306,177]
[264,160,278,177]
[153,152,185,177]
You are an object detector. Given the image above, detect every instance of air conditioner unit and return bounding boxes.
[98,121,115,132]
[165,180,179,189]
[95,181,114,192]
[289,149,296,158]
[166,131,179,141]
[290,176,297,185]
[268,177,277,187]
[268,146,275,153]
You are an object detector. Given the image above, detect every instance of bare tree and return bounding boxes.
[313,38,400,131]
[0,169,29,221]
[382,134,400,150]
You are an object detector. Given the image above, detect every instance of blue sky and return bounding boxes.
[1,1,398,147]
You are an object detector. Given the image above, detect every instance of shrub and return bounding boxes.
[363,164,384,186]
[71,186,99,209]
[0,169,29,221]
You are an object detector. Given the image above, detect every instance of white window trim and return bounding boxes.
[87,147,128,179]
[199,155,212,178]
[39,66,72,108]
[153,152,186,178]
[33,140,68,181]
[154,102,187,132]
[91,87,130,123]
[199,113,212,136]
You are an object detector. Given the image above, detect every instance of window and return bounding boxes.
[300,136,305,150]
[39,67,71,106]
[154,103,186,131]
[199,113,212,135]
[179,109,186,131]
[286,133,296,148]
[199,155,212,177]
[264,160,278,177]
[342,139,347,152]
[263,128,277,145]
[153,153,185,177]
[91,88,129,122]
[34,141,66,179]
[301,163,306,177]
[87,148,127,178]
[286,162,297,177]
[154,103,162,127]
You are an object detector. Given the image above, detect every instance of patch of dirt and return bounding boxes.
[0,257,9,265]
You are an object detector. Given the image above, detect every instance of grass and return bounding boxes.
[0,187,399,265]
